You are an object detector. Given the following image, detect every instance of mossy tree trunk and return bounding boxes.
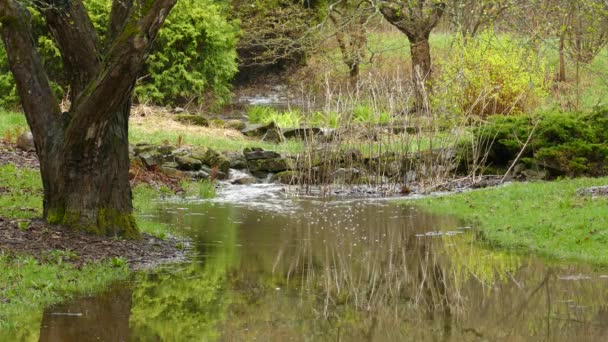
[0,0,177,238]
[375,0,445,112]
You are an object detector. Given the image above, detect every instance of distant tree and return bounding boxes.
[446,0,513,37]
[327,0,374,86]
[371,0,446,111]
[0,0,176,237]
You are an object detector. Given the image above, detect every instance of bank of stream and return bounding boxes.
[17,184,608,341]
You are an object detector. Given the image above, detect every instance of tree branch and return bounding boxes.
[109,0,135,41]
[34,0,101,101]
[0,0,61,147]
[65,0,177,149]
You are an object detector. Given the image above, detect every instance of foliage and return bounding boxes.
[310,111,342,128]
[473,108,608,176]
[413,176,608,265]
[0,254,128,338]
[246,106,303,128]
[352,105,392,125]
[0,0,238,108]
[436,31,552,116]
[135,0,239,105]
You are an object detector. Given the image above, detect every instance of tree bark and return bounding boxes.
[0,0,177,238]
[409,35,432,110]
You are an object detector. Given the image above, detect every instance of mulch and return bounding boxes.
[0,141,39,169]
[0,218,188,270]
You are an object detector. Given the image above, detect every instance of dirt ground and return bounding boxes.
[0,218,187,269]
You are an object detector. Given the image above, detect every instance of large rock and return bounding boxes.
[224,120,246,131]
[139,151,164,169]
[175,156,202,171]
[282,127,323,139]
[273,171,299,185]
[16,132,35,152]
[173,114,208,126]
[244,150,281,160]
[225,152,248,169]
[191,147,230,174]
[133,143,155,155]
[248,158,290,173]
[241,122,283,143]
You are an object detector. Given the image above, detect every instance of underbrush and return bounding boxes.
[412,177,608,266]
[464,107,608,177]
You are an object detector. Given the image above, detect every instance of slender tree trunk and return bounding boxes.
[409,35,432,112]
[558,33,567,82]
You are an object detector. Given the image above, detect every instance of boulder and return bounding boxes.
[282,127,323,139]
[273,171,299,185]
[242,122,283,142]
[16,132,35,152]
[133,143,156,155]
[232,177,257,185]
[248,158,290,173]
[139,151,164,169]
[244,150,281,160]
[174,114,208,126]
[225,120,246,131]
[175,156,202,171]
[191,147,230,174]
[225,152,248,169]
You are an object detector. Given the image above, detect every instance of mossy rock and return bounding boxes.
[248,158,290,173]
[174,114,209,126]
[209,119,226,128]
[225,119,246,131]
[175,156,202,171]
[273,171,299,185]
[190,147,230,174]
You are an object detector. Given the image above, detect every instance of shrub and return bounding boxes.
[471,107,608,177]
[0,0,238,108]
[436,31,552,117]
[246,106,303,128]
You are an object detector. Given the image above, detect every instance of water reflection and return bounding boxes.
[38,194,608,341]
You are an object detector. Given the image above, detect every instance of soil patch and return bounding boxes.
[0,141,39,169]
[0,218,188,270]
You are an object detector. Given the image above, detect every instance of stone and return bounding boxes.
[16,132,35,152]
[175,156,202,171]
[331,168,361,183]
[282,127,323,139]
[232,177,257,185]
[133,143,155,156]
[225,120,246,131]
[191,147,230,174]
[248,158,290,173]
[244,150,281,160]
[174,114,208,126]
[157,144,176,155]
[273,171,299,185]
[139,151,164,169]
[241,122,275,137]
[225,152,248,169]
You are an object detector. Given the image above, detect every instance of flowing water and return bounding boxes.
[35,185,608,341]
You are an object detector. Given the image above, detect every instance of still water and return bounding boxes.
[38,185,608,341]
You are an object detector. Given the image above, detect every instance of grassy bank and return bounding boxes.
[0,163,191,335]
[412,178,608,266]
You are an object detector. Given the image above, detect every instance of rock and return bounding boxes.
[209,119,225,128]
[139,151,164,169]
[331,168,362,183]
[282,127,323,139]
[248,158,290,173]
[273,171,299,185]
[225,152,248,169]
[191,170,210,180]
[200,166,228,180]
[133,143,155,156]
[173,107,185,114]
[174,114,208,126]
[190,147,230,174]
[232,177,257,185]
[241,122,283,143]
[577,186,608,197]
[225,120,246,131]
[160,165,182,177]
[16,132,35,152]
[157,144,176,155]
[175,156,202,171]
[244,150,281,160]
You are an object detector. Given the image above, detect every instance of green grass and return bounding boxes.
[0,164,42,219]
[0,110,27,141]
[411,177,608,266]
[0,254,129,339]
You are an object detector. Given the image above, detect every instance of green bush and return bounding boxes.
[472,108,608,176]
[0,0,238,108]
[246,106,303,128]
[436,31,552,117]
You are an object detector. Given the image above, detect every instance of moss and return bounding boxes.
[46,207,65,225]
[98,208,141,240]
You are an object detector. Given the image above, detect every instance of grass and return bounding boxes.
[0,254,129,339]
[411,177,608,266]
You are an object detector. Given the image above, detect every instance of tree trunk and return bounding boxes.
[558,33,567,82]
[409,36,432,112]
[1,0,177,239]
[43,102,137,238]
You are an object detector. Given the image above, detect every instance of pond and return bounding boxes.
[38,185,608,341]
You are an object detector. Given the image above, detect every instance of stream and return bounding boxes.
[37,185,608,341]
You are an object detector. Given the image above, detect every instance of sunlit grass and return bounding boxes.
[412,177,608,265]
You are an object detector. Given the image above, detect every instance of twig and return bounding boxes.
[501,118,541,183]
